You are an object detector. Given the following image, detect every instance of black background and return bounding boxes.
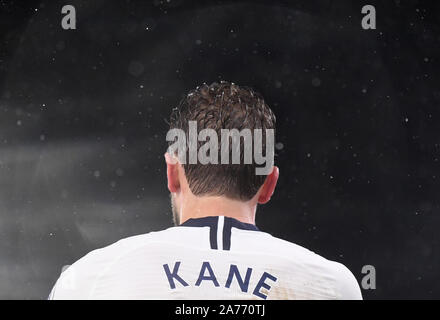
[0,0,439,299]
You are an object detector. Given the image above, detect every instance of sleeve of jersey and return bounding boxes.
[49,242,124,300]
[332,262,363,300]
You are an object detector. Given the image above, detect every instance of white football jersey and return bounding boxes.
[49,216,362,300]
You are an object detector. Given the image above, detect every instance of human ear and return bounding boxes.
[165,152,181,193]
[257,166,279,204]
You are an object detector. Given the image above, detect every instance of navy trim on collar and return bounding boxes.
[180,216,259,251]
[180,216,259,231]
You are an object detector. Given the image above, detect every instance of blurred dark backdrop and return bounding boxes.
[0,0,439,299]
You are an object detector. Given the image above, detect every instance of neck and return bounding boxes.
[179,194,257,225]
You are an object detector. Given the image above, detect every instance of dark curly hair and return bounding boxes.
[168,81,276,201]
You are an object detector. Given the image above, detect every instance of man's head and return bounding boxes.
[166,81,278,225]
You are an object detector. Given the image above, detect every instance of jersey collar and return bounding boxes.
[180,216,260,231]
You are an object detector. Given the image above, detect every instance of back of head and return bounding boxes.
[168,81,276,201]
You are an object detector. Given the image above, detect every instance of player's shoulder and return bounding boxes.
[325,260,363,299]
[262,233,362,300]
[63,226,187,269]
[80,226,182,261]
[255,231,326,262]
[50,227,180,299]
